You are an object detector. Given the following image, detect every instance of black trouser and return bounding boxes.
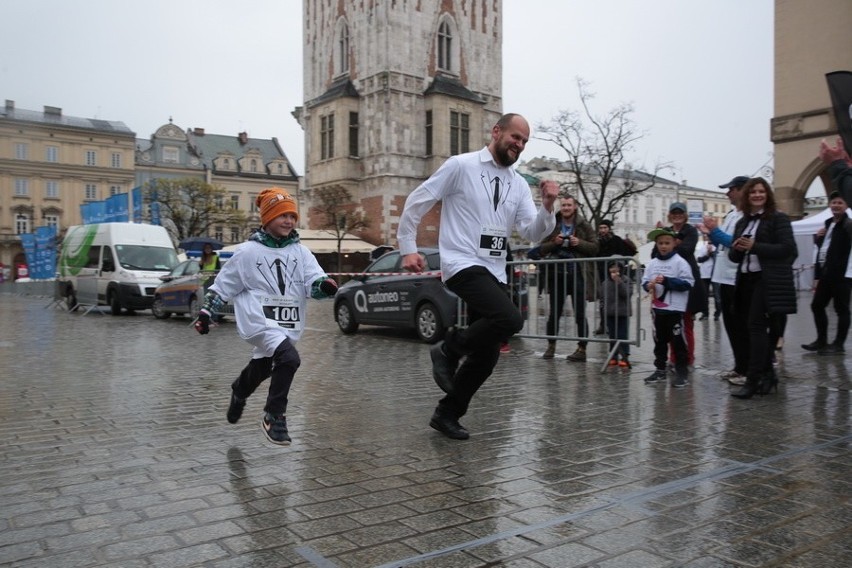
[811,276,851,345]
[735,272,773,381]
[720,283,749,375]
[439,266,523,419]
[232,339,301,415]
[651,310,688,378]
[545,269,588,346]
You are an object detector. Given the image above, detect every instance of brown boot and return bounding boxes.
[566,346,586,362]
[542,341,556,359]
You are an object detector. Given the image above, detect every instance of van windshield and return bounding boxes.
[115,245,178,271]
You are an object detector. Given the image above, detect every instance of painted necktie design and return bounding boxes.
[493,177,500,211]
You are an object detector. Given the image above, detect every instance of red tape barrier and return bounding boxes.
[325,271,442,277]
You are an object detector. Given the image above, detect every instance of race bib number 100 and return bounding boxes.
[261,296,302,330]
[478,225,508,258]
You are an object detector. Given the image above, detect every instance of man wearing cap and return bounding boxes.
[701,176,749,383]
[802,190,851,354]
[194,187,339,446]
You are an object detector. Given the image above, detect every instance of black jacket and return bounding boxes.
[729,211,798,314]
[814,215,851,280]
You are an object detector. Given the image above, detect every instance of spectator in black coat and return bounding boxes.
[728,177,797,399]
[801,191,851,354]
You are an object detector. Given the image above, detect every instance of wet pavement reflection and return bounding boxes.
[0,292,849,567]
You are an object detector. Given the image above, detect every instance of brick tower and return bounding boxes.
[297,1,504,247]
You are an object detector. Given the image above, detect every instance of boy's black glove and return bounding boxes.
[195,309,212,335]
[319,278,338,296]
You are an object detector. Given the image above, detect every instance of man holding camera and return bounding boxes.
[537,195,599,361]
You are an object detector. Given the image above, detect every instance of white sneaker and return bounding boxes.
[727,375,747,386]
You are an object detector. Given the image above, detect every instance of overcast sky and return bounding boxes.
[1,0,773,191]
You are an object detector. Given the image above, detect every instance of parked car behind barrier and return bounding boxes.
[334,248,527,343]
[151,259,233,320]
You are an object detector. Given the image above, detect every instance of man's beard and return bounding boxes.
[494,143,518,167]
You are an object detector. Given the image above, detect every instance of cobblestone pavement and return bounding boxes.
[1,292,850,568]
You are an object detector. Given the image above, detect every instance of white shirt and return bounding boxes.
[397,147,555,282]
[641,253,694,313]
[818,221,837,266]
[846,244,852,279]
[710,209,743,286]
[210,240,326,357]
[695,242,715,279]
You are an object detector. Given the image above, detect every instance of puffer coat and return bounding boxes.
[729,211,798,315]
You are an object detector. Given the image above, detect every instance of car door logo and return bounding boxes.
[354,289,400,313]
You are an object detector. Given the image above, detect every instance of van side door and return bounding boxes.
[77,245,102,306]
[97,246,118,304]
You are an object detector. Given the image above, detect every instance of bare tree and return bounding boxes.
[144,178,248,244]
[313,186,370,273]
[536,78,671,226]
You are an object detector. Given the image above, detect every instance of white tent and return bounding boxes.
[790,207,852,290]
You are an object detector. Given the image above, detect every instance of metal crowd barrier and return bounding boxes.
[509,256,645,371]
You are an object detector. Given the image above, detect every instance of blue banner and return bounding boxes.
[91,201,106,224]
[20,233,36,278]
[105,193,129,222]
[34,226,57,279]
[19,229,58,279]
[132,186,143,223]
[150,201,161,226]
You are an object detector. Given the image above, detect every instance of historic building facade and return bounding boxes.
[0,100,136,277]
[135,121,299,244]
[296,0,504,247]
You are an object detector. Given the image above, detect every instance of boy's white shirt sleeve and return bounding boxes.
[208,247,246,302]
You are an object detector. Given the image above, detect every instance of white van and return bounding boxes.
[58,223,179,314]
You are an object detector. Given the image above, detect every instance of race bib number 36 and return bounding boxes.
[479,225,507,258]
[261,296,302,330]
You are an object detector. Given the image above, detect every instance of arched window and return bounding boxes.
[437,20,452,72]
[250,159,257,172]
[337,20,350,75]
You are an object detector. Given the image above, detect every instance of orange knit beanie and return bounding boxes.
[257,187,298,226]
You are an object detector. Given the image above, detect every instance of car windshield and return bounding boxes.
[116,245,178,271]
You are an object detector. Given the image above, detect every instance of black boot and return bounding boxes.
[758,369,779,395]
[731,375,761,399]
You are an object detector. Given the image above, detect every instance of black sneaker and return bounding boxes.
[818,344,844,355]
[261,412,291,446]
[226,392,246,424]
[430,341,458,394]
[672,375,689,388]
[644,370,666,384]
[801,341,824,352]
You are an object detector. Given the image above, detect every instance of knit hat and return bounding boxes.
[257,187,298,226]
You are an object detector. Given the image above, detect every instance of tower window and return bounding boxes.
[321,113,335,160]
[438,21,452,72]
[450,111,470,156]
[338,23,350,75]
[425,110,433,155]
[349,112,359,157]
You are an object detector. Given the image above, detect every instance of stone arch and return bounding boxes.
[771,0,852,219]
